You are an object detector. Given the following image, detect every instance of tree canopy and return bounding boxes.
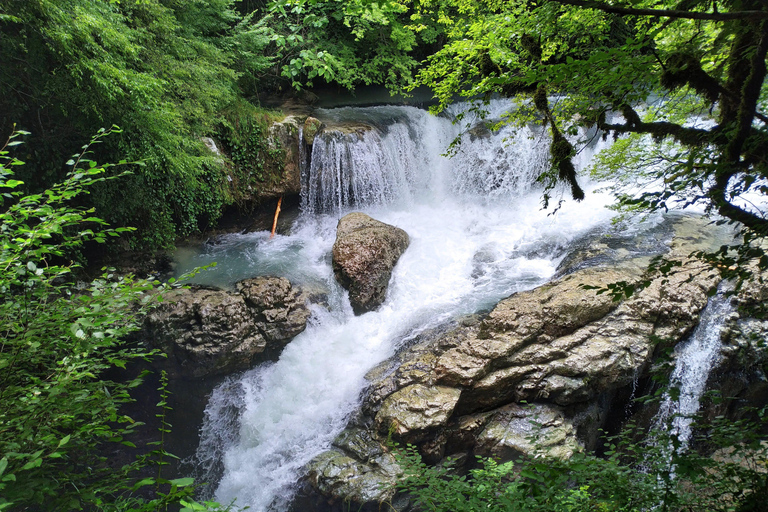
[0,0,263,249]
[408,0,768,256]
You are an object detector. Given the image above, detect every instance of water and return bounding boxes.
[186,100,623,511]
[652,283,734,451]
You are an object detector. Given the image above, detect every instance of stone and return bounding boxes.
[259,116,302,199]
[332,212,410,314]
[475,403,581,460]
[236,276,311,343]
[303,214,733,509]
[143,287,265,379]
[703,269,768,423]
[303,117,324,146]
[142,277,310,378]
[305,449,400,507]
[375,384,462,439]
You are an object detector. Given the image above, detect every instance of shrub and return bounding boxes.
[0,129,223,511]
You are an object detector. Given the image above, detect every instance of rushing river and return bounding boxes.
[180,100,628,511]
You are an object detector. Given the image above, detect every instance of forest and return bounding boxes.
[1,0,768,511]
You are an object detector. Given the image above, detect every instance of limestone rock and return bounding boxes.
[143,277,310,378]
[259,116,302,199]
[236,276,311,343]
[305,449,400,508]
[332,212,410,314]
[303,214,731,509]
[375,384,462,439]
[475,403,581,460]
[303,117,324,146]
[704,269,768,422]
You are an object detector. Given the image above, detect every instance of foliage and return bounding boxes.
[408,0,768,269]
[0,130,224,511]
[215,104,286,209]
[396,407,768,512]
[242,0,427,91]
[0,0,250,249]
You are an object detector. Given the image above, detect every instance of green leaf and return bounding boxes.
[20,457,42,471]
[169,477,195,487]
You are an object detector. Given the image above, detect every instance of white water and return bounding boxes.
[652,284,734,451]
[189,100,623,511]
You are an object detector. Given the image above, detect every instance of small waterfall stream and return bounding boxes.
[652,284,734,451]
[186,100,634,511]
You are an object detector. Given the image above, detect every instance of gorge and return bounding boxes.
[159,100,767,512]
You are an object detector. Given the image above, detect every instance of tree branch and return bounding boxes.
[599,118,712,147]
[708,175,768,235]
[724,21,768,163]
[550,0,768,21]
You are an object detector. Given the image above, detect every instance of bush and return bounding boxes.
[0,130,223,511]
[396,410,768,512]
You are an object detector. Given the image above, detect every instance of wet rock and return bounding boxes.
[321,121,376,139]
[259,116,303,199]
[303,117,324,146]
[448,252,719,414]
[236,276,311,343]
[334,428,385,462]
[305,449,401,508]
[332,212,410,314]
[375,384,462,440]
[143,277,310,378]
[704,269,768,422]
[305,214,730,508]
[475,403,581,460]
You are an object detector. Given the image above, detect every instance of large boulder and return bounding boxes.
[143,276,310,378]
[236,276,311,343]
[332,213,410,314]
[202,116,303,203]
[474,403,581,461]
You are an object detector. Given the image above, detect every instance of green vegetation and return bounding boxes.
[0,131,222,511]
[396,409,768,511]
[247,0,424,91]
[215,103,286,209]
[2,0,768,510]
[406,0,768,273]
[0,0,270,250]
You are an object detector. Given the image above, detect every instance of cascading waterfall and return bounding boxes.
[302,104,553,214]
[652,283,734,452]
[189,99,623,511]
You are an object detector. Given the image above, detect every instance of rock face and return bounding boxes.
[302,214,733,511]
[260,116,303,199]
[332,213,410,314]
[302,117,324,146]
[704,268,768,423]
[202,116,304,203]
[143,276,310,378]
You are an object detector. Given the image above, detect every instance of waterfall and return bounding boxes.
[652,284,734,451]
[301,103,554,214]
[190,100,621,511]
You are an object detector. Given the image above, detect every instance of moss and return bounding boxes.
[534,84,549,112]
[520,33,542,62]
[477,49,499,76]
[550,134,584,201]
[660,52,720,103]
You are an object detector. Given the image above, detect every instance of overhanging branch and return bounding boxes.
[599,118,712,147]
[550,0,768,21]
